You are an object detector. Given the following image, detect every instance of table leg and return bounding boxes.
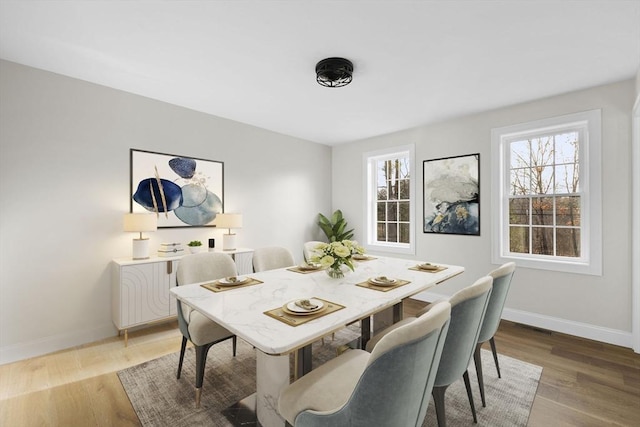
[256,351,288,427]
[296,345,312,379]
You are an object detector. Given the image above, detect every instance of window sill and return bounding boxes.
[492,253,602,276]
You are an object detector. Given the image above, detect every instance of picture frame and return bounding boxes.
[423,153,480,235]
[130,149,224,228]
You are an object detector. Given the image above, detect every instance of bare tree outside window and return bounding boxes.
[508,131,581,258]
[376,157,410,244]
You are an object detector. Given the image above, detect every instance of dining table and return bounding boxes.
[170,255,464,427]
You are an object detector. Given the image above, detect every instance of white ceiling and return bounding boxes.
[1,1,639,145]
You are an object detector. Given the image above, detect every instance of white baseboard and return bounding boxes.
[413,291,633,350]
[0,324,115,365]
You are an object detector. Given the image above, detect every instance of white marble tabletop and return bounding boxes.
[170,256,464,355]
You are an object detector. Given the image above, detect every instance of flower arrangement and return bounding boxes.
[310,240,365,278]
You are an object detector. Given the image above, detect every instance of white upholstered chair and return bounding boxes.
[473,262,516,407]
[252,246,295,272]
[278,301,452,427]
[175,252,238,408]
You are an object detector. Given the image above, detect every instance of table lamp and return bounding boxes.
[214,213,242,251]
[123,213,157,259]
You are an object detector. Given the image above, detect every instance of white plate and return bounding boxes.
[285,298,324,313]
[369,276,397,286]
[218,276,250,286]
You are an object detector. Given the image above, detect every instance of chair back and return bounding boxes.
[477,262,516,344]
[252,246,295,272]
[303,241,324,263]
[434,276,493,387]
[296,301,452,427]
[175,253,237,337]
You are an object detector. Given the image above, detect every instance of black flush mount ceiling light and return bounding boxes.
[315,57,354,88]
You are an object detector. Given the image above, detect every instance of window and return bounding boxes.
[491,110,602,275]
[364,145,415,255]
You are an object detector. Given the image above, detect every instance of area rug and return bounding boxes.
[118,327,541,426]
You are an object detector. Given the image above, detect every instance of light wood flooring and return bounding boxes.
[1,299,639,426]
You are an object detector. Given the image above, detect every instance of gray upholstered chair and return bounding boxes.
[473,262,516,407]
[253,246,295,272]
[175,252,238,408]
[278,301,452,427]
[366,276,493,427]
[303,241,324,263]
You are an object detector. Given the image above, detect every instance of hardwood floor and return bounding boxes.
[1,301,639,426]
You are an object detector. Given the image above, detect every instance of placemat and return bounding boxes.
[264,297,345,326]
[200,278,263,293]
[408,265,448,273]
[286,266,325,274]
[356,279,411,292]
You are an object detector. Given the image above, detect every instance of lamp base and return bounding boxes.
[132,238,150,260]
[222,233,237,251]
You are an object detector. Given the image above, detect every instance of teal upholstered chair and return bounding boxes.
[473,262,516,407]
[176,252,238,408]
[431,276,493,426]
[367,276,493,426]
[278,301,452,427]
[253,246,295,272]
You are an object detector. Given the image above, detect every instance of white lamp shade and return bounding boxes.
[123,213,158,232]
[214,213,242,230]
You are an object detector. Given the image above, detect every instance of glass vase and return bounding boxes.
[326,266,345,279]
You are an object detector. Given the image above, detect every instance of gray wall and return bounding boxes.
[333,79,635,341]
[0,60,331,363]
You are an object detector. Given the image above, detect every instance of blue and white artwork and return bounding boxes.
[423,153,480,235]
[130,149,224,228]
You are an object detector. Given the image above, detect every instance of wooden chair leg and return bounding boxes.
[463,370,478,423]
[177,336,188,379]
[474,342,486,407]
[432,385,449,427]
[490,337,501,378]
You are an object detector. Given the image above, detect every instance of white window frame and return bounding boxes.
[491,110,602,275]
[363,144,416,255]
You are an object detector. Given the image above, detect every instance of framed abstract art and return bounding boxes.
[130,149,224,228]
[423,153,480,235]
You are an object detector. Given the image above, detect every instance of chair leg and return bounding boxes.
[177,336,188,379]
[194,343,214,408]
[432,385,449,427]
[232,335,237,357]
[489,337,501,378]
[474,342,486,407]
[463,370,478,423]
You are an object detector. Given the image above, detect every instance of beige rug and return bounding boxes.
[118,327,541,426]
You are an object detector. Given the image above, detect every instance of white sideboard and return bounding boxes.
[112,248,253,345]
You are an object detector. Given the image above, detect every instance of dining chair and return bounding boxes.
[175,252,238,408]
[278,300,452,427]
[366,276,493,427]
[473,262,516,407]
[303,241,324,263]
[252,246,295,272]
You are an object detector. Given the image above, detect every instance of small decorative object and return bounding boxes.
[158,242,184,257]
[187,240,205,253]
[208,238,215,251]
[317,210,354,242]
[130,149,224,228]
[309,240,365,279]
[214,213,243,250]
[423,153,480,235]
[123,213,157,260]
